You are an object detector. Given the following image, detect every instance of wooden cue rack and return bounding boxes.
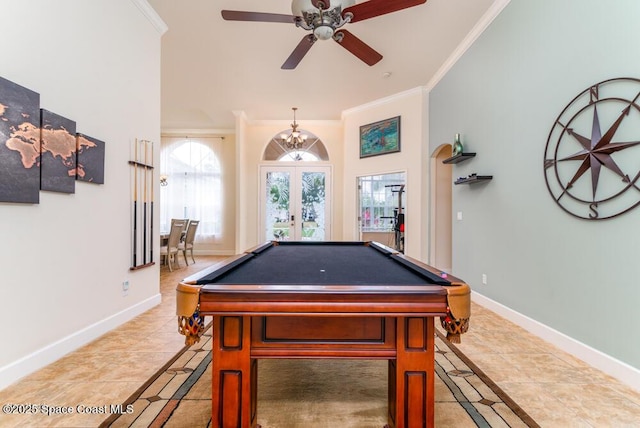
[129,138,155,270]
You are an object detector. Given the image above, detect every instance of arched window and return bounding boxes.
[263,129,329,162]
[160,137,223,242]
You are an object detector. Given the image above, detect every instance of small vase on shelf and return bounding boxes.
[453,133,463,156]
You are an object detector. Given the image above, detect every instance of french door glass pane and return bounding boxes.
[265,171,290,241]
[301,171,325,241]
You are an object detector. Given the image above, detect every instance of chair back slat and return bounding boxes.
[184,220,199,245]
[167,221,185,249]
[171,218,189,233]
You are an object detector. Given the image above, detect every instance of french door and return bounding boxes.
[260,165,331,241]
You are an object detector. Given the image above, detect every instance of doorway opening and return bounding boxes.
[260,166,332,241]
[357,172,406,252]
[430,145,453,272]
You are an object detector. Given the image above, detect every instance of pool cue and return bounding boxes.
[132,139,138,267]
[150,141,154,264]
[142,140,148,265]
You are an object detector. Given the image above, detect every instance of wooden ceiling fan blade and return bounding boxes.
[334,30,382,66]
[282,35,317,70]
[221,10,296,23]
[343,0,426,23]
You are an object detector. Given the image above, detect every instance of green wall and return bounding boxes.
[430,0,640,369]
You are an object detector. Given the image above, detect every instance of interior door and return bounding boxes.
[261,166,331,241]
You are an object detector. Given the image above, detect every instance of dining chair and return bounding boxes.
[171,218,189,241]
[179,220,199,265]
[160,220,186,271]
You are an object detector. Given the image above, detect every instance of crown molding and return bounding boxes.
[130,0,168,35]
[341,86,426,118]
[247,119,343,127]
[161,128,235,136]
[425,0,510,91]
[339,0,510,117]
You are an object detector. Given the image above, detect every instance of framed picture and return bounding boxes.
[0,75,41,203]
[40,108,77,194]
[359,116,401,158]
[76,133,105,184]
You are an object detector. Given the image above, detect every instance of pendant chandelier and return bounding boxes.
[279,107,308,150]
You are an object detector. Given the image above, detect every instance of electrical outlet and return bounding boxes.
[482,274,487,285]
[122,280,130,296]
[457,211,463,221]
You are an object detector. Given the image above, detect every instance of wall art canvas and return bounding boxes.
[40,109,76,193]
[76,133,105,184]
[0,76,41,204]
[359,116,401,158]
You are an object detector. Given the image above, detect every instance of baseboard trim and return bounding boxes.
[0,294,161,390]
[194,250,236,256]
[472,291,640,393]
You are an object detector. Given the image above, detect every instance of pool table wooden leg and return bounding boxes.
[388,316,435,428]
[211,315,259,428]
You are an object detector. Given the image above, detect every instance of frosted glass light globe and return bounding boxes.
[314,25,334,40]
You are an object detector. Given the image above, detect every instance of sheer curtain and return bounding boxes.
[160,137,223,243]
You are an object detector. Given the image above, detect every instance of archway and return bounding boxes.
[260,129,331,241]
[429,144,453,272]
[263,129,329,162]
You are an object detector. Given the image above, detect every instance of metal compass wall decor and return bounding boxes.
[544,77,640,220]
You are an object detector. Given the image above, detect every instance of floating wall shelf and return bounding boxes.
[442,152,476,164]
[454,175,493,185]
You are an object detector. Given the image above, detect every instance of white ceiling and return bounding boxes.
[147,0,498,130]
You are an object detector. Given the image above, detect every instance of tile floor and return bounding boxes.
[1,256,639,427]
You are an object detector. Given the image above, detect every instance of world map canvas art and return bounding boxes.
[40,109,77,194]
[76,133,105,184]
[0,76,41,204]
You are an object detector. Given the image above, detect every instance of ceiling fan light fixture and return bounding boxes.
[314,25,334,40]
[292,0,355,31]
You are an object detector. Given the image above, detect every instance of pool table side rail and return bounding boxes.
[177,253,256,319]
[176,241,469,320]
[387,249,466,287]
[181,252,254,285]
[196,287,450,317]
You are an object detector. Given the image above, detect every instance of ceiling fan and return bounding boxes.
[221,0,427,70]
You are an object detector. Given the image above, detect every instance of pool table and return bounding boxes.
[176,241,471,428]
